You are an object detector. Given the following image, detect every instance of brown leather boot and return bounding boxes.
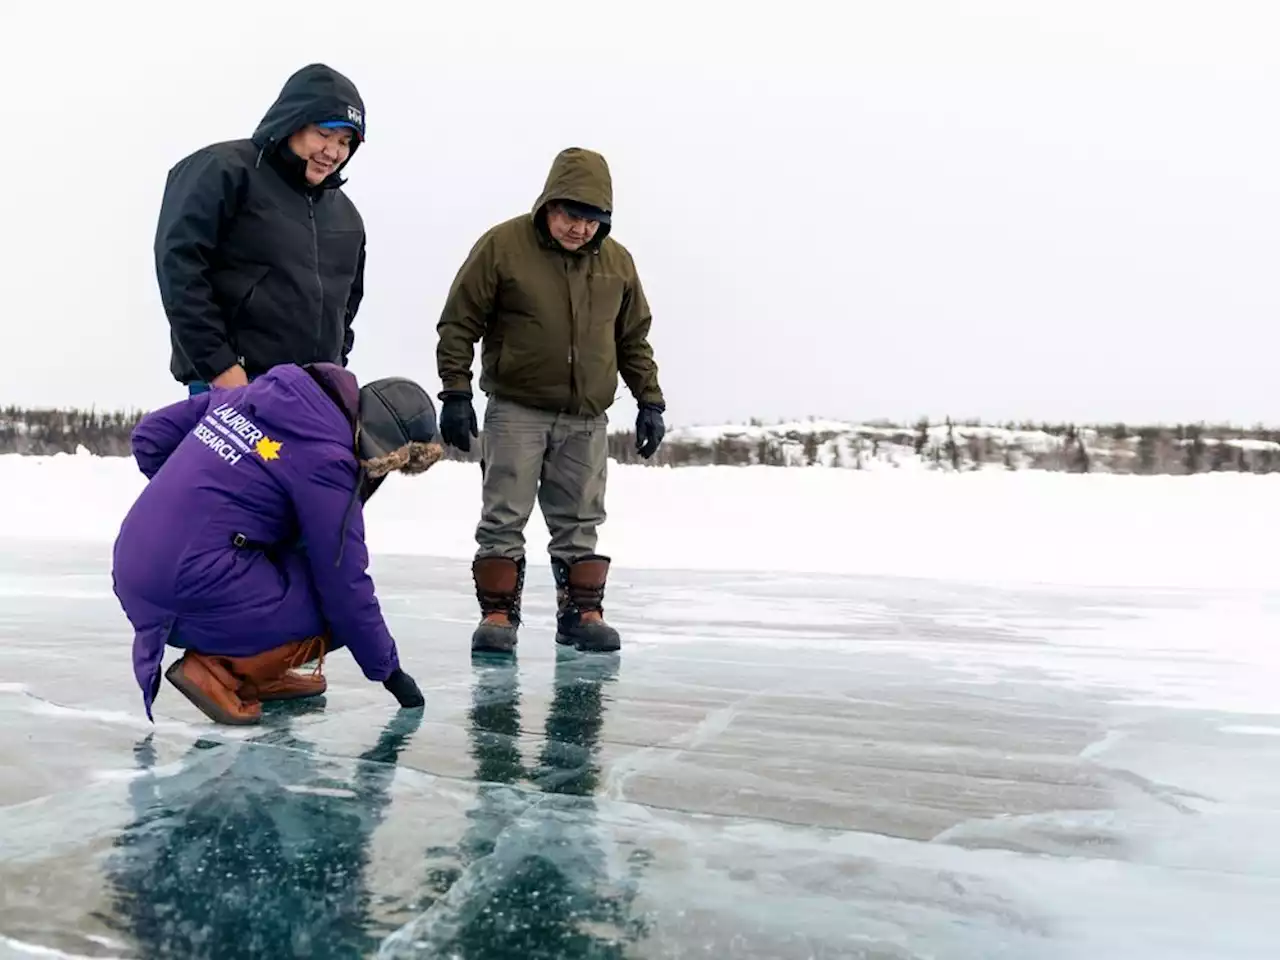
[552,555,621,652]
[230,635,328,702]
[165,651,263,725]
[471,556,525,653]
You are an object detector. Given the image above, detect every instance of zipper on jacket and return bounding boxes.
[565,259,578,412]
[307,194,324,360]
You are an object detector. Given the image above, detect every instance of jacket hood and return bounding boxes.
[252,63,366,185]
[532,147,613,250]
[302,363,441,506]
[302,362,361,430]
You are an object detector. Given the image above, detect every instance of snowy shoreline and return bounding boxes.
[1,450,1275,593]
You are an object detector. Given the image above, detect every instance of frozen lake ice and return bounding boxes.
[1,536,1277,958]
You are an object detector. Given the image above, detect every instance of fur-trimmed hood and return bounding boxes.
[362,440,443,479]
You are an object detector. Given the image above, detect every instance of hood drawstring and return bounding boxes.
[255,134,278,170]
[297,362,365,569]
[334,463,366,567]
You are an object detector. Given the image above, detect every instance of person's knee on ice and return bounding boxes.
[113,362,441,725]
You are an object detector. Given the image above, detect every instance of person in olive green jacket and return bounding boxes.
[435,146,666,655]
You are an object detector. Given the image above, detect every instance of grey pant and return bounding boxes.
[475,396,608,562]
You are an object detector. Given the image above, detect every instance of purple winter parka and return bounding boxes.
[112,363,401,720]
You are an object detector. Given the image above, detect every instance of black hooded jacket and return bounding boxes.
[154,64,369,385]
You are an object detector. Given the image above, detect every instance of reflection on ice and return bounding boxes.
[379,653,651,960]
[100,716,417,960]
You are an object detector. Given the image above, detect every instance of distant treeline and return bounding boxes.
[0,407,146,458]
[3,405,1280,475]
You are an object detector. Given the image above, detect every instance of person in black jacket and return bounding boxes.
[154,63,370,394]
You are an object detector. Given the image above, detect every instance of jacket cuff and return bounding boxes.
[194,344,242,383]
[439,379,473,398]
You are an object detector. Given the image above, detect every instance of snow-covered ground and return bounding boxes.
[4,448,1276,591]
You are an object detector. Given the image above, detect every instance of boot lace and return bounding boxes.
[286,634,328,678]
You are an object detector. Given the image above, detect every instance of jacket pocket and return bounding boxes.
[237,265,273,328]
[211,263,272,323]
[316,227,364,291]
[495,318,550,385]
[210,263,272,359]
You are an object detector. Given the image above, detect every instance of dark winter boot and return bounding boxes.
[552,555,621,652]
[471,556,525,654]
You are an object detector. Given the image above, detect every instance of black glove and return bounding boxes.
[383,668,424,709]
[438,391,479,452]
[636,403,666,459]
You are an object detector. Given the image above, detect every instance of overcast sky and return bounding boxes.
[5,0,1279,428]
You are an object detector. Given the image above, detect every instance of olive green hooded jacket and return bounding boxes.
[435,148,664,417]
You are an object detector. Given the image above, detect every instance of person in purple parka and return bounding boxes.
[111,362,442,725]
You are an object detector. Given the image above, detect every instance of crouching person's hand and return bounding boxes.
[383,668,425,709]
